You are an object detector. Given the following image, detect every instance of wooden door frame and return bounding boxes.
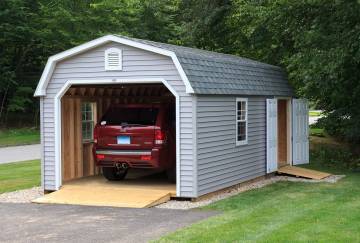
[276,97,292,166]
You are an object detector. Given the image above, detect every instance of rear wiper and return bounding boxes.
[121,123,146,127]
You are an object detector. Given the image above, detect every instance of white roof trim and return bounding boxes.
[34,35,195,96]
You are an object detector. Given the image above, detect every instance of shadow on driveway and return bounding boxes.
[0,203,216,242]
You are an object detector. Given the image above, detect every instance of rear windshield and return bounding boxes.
[101,107,159,126]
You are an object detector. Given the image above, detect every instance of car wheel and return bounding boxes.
[166,167,176,183]
[102,167,128,181]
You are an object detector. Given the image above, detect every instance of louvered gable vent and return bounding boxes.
[105,48,122,70]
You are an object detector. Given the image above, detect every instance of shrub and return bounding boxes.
[311,145,360,171]
[319,113,360,144]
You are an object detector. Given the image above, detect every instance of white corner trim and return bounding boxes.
[53,78,181,196]
[34,35,195,97]
[39,97,45,189]
[192,95,198,198]
[235,97,248,146]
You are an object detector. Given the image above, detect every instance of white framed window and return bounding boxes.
[105,48,122,70]
[236,98,248,146]
[81,102,96,142]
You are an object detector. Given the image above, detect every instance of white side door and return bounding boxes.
[266,99,278,173]
[292,99,309,165]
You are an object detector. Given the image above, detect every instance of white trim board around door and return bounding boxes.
[53,78,182,197]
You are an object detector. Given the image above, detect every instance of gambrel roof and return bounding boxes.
[121,36,294,96]
[35,35,293,97]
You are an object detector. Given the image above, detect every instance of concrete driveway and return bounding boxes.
[0,144,40,164]
[0,203,216,243]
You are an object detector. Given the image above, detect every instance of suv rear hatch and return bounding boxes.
[95,106,159,150]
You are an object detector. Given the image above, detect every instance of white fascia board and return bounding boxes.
[34,35,195,97]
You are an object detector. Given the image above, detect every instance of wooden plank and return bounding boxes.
[82,143,97,177]
[97,99,103,120]
[69,99,75,179]
[62,97,83,182]
[146,193,171,208]
[88,144,95,175]
[74,99,83,178]
[277,166,331,180]
[82,144,91,176]
[62,98,73,181]
[33,176,176,208]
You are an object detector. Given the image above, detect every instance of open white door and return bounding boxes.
[266,99,278,173]
[292,99,309,165]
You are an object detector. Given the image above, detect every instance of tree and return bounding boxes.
[0,0,41,122]
[180,0,360,143]
[1,0,359,143]
[0,0,180,127]
[177,0,232,51]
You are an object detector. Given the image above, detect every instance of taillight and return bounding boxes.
[94,126,98,144]
[96,154,105,160]
[141,155,152,161]
[155,129,166,145]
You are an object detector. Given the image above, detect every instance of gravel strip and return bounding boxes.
[156,175,346,210]
[0,175,345,206]
[0,187,43,203]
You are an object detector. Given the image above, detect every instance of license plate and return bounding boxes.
[117,136,130,144]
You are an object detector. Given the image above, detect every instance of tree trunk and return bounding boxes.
[0,83,10,120]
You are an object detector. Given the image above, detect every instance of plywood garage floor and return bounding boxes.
[277,165,331,180]
[33,175,176,208]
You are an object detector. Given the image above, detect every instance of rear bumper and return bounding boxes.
[96,150,151,156]
[94,149,162,169]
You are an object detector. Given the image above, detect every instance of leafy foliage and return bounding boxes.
[0,0,180,127]
[179,0,360,143]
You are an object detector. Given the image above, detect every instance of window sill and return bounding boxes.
[236,140,248,146]
[82,140,94,144]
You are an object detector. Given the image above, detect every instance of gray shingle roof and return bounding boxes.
[118,35,294,96]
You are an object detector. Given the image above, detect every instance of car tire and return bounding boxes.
[166,167,176,183]
[102,167,128,181]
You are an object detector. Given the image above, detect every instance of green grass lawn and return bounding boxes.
[310,127,325,137]
[0,128,40,147]
[0,160,40,194]
[309,110,322,117]
[157,146,360,242]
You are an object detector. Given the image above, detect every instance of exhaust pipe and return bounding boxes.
[121,163,128,169]
[115,162,128,170]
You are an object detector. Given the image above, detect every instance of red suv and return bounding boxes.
[93,104,176,182]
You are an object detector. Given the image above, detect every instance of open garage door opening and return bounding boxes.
[60,83,177,194]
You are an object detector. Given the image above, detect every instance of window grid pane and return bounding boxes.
[81,102,95,141]
[236,99,247,143]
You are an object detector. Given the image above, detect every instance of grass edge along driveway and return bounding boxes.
[0,160,40,194]
[156,168,360,242]
[0,128,40,147]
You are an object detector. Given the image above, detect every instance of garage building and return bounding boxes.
[34,35,309,198]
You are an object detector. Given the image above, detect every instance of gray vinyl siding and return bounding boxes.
[196,96,266,196]
[42,42,195,197]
